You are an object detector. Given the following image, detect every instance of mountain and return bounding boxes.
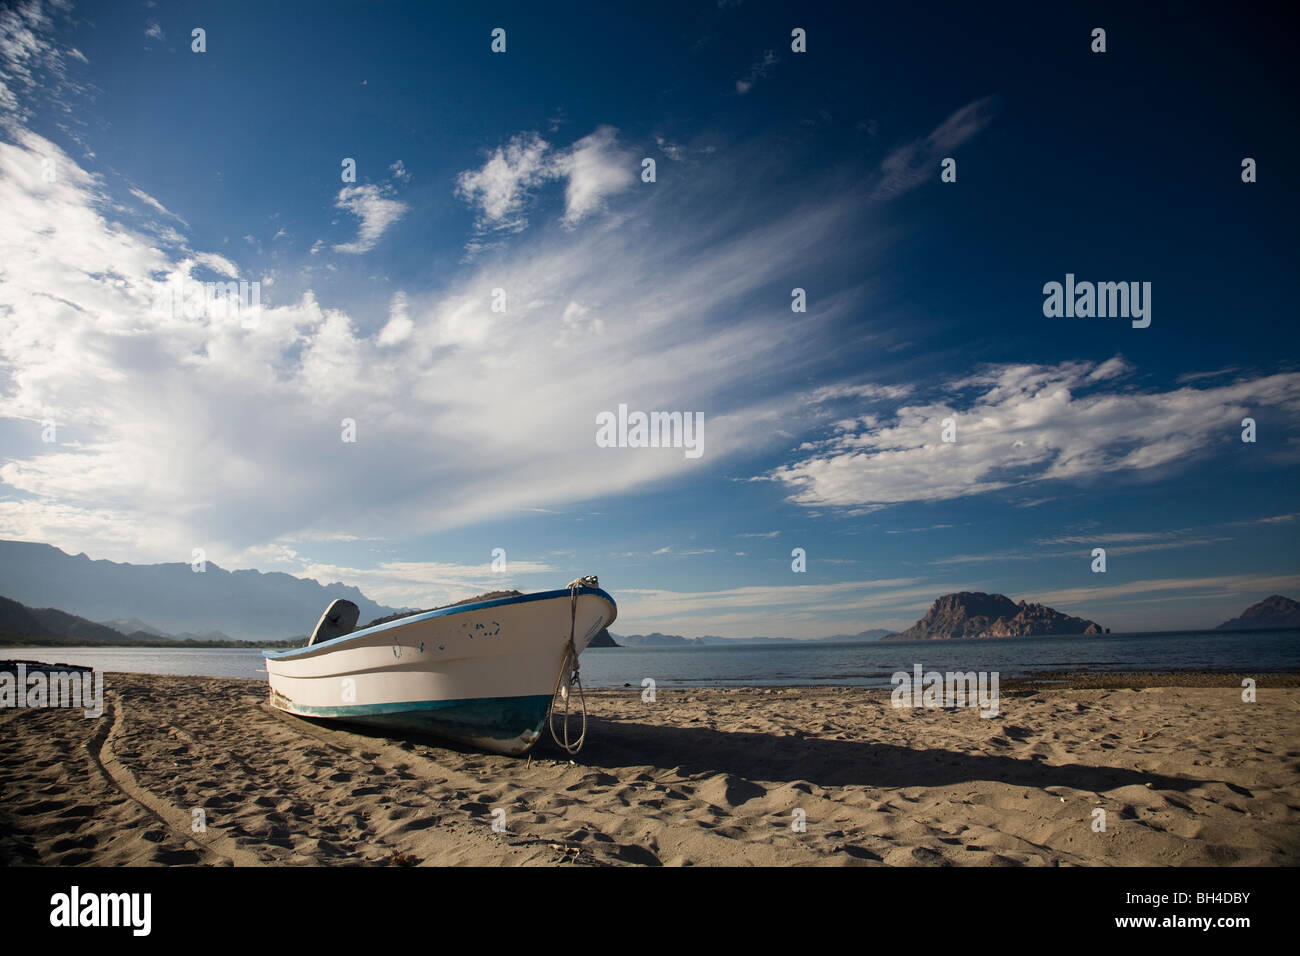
[815,629,897,643]
[0,595,130,642]
[1215,595,1300,631]
[0,541,403,642]
[102,617,168,637]
[99,618,235,643]
[608,631,895,646]
[612,632,695,646]
[588,628,618,647]
[884,592,1103,641]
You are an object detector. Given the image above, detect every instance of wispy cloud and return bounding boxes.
[454,131,551,234]
[0,0,87,127]
[454,125,636,242]
[768,358,1300,510]
[332,183,408,254]
[735,50,777,94]
[871,96,998,200]
[0,118,874,561]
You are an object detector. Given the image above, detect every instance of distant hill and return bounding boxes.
[102,617,168,638]
[608,630,895,646]
[0,540,404,642]
[0,595,290,647]
[815,629,896,643]
[608,631,693,647]
[612,632,797,646]
[885,592,1103,641]
[1215,595,1300,631]
[0,595,129,643]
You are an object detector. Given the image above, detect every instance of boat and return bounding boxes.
[264,577,616,756]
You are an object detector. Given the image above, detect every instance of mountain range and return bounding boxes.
[0,540,1295,645]
[611,629,895,646]
[0,540,403,642]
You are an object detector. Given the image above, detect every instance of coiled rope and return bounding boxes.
[548,575,598,755]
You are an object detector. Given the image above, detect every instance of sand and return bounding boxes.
[2,672,1297,866]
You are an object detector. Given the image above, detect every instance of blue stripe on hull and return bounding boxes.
[277,694,554,755]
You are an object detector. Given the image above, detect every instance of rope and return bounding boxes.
[548,575,598,755]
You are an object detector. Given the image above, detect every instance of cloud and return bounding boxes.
[377,290,412,346]
[128,186,186,224]
[0,0,87,127]
[735,50,777,94]
[144,21,164,42]
[0,118,875,563]
[612,577,933,637]
[454,131,551,233]
[454,126,636,239]
[553,125,635,225]
[871,97,997,200]
[291,558,559,608]
[1032,573,1300,612]
[767,358,1300,510]
[332,184,409,254]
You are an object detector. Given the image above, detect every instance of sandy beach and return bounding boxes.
[2,672,1297,866]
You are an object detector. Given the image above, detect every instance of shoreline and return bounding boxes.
[2,671,1297,866]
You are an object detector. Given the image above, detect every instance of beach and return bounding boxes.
[2,672,1297,866]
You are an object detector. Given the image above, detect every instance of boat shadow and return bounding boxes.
[540,716,1217,795]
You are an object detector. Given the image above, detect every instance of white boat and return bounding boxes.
[264,578,616,756]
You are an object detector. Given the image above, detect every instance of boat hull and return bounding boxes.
[264,586,616,755]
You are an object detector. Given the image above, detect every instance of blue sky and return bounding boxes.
[0,0,1297,637]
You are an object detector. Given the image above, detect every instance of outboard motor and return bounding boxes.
[307,599,359,646]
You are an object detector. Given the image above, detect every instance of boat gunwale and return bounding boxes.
[263,585,617,660]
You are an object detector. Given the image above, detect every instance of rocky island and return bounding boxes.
[884,591,1103,641]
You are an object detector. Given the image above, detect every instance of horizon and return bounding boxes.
[1,2,1298,639]
[1,537,1291,642]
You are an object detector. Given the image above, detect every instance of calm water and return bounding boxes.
[4,629,1296,688]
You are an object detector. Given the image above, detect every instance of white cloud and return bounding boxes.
[454,126,635,239]
[553,125,635,225]
[871,97,997,200]
[454,131,550,233]
[768,358,1300,510]
[377,290,413,346]
[292,558,559,608]
[144,21,164,42]
[128,186,186,224]
[0,0,86,127]
[0,122,873,562]
[332,184,409,254]
[192,252,239,278]
[613,577,933,638]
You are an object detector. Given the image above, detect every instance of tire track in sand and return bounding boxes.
[88,691,265,866]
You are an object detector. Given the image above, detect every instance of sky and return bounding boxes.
[0,0,1297,638]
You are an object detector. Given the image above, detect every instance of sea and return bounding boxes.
[5,628,1296,688]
